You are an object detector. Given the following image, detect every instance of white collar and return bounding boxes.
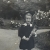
[23,23,32,27]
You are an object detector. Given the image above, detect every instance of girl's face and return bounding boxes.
[26,15,31,24]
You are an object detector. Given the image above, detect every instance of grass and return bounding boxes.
[34,31,50,50]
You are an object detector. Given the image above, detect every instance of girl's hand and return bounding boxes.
[35,34,37,37]
[25,38,29,41]
[22,36,26,39]
[35,32,37,37]
[22,36,29,41]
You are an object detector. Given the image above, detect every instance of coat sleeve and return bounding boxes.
[18,25,24,38]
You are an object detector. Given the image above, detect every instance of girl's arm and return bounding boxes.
[22,36,26,39]
[18,25,24,38]
[29,28,37,38]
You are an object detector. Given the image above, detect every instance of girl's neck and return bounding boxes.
[26,22,31,25]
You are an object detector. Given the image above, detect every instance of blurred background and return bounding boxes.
[0,0,50,29]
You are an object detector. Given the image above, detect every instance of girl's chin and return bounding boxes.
[27,22,30,24]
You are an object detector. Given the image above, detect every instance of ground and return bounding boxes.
[0,29,50,50]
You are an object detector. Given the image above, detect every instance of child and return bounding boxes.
[18,13,37,50]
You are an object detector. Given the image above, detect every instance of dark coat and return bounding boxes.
[18,23,34,49]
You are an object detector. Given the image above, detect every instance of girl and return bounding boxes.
[18,13,37,50]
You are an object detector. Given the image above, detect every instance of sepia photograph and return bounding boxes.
[0,0,50,50]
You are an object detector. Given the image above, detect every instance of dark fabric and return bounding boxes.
[18,24,34,49]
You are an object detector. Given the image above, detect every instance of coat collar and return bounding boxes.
[23,23,32,27]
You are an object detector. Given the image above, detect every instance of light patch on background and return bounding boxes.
[31,0,38,3]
